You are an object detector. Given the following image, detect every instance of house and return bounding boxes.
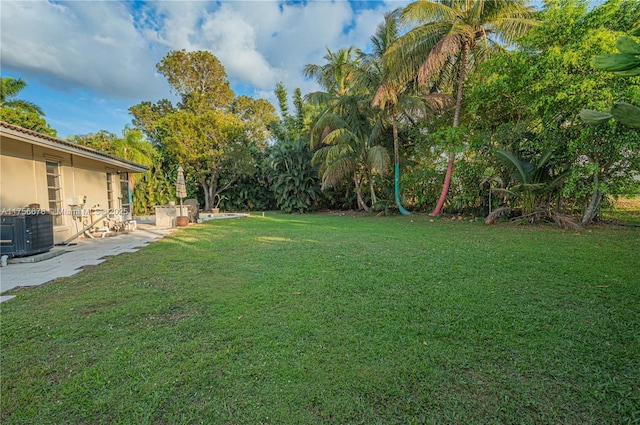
[0,121,148,245]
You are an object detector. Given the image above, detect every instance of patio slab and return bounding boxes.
[0,224,177,301]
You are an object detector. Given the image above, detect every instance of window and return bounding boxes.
[106,173,114,210]
[46,161,63,225]
[119,173,131,214]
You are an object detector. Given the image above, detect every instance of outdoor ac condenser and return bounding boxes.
[0,212,54,257]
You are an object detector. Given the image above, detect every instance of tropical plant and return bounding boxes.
[266,83,322,213]
[0,76,57,136]
[386,0,538,215]
[304,47,361,102]
[310,95,390,212]
[580,28,640,128]
[487,148,576,228]
[305,47,391,211]
[267,140,322,213]
[132,164,174,215]
[0,76,43,114]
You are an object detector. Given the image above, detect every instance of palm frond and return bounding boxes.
[417,33,464,86]
[420,92,456,110]
[401,1,458,25]
[321,157,356,189]
[367,145,391,175]
[485,206,512,224]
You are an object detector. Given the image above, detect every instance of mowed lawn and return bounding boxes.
[1,213,639,424]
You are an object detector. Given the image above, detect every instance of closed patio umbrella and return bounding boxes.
[176,166,187,217]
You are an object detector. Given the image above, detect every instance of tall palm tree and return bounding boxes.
[0,76,44,115]
[310,94,390,212]
[304,47,361,102]
[387,0,537,215]
[306,47,391,211]
[368,10,454,214]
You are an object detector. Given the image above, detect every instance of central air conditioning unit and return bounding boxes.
[0,212,54,257]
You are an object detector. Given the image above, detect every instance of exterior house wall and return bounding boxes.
[0,138,39,207]
[1,122,146,245]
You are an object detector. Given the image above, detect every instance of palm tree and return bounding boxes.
[0,76,44,115]
[367,10,454,214]
[304,47,361,103]
[310,95,390,212]
[306,47,390,211]
[387,0,537,215]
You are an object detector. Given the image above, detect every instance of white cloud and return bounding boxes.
[0,0,405,135]
[1,1,169,100]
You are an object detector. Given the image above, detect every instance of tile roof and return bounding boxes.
[0,121,148,172]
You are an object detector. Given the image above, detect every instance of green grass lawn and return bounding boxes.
[1,213,639,424]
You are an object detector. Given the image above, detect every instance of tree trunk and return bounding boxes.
[201,178,212,211]
[430,155,454,216]
[354,172,369,212]
[369,178,378,206]
[392,112,411,215]
[430,40,469,216]
[201,174,218,212]
[581,174,604,226]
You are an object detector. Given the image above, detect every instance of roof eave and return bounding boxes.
[1,123,148,173]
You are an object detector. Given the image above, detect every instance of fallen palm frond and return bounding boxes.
[485,207,582,230]
[549,212,583,231]
[485,206,512,224]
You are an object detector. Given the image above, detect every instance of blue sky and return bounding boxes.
[1,0,606,139]
[1,0,408,138]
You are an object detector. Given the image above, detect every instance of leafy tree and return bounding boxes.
[129,99,175,144]
[68,130,118,152]
[466,0,640,225]
[158,110,251,211]
[387,0,537,215]
[230,95,278,148]
[157,50,234,112]
[579,25,640,224]
[0,108,57,137]
[131,50,277,211]
[580,28,640,129]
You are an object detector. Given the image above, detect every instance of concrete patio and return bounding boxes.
[0,223,178,303]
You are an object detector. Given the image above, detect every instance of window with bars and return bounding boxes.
[120,173,131,214]
[46,161,63,225]
[106,173,114,210]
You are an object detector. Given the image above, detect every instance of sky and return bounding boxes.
[1,0,410,138]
